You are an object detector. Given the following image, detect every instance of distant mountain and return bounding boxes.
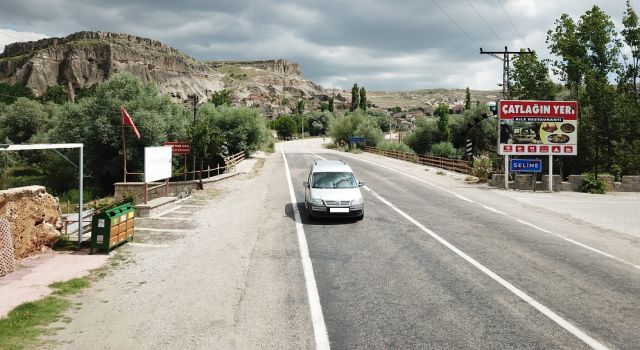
[0,31,502,115]
[0,31,327,115]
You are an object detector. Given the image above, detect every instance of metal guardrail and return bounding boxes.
[364,146,470,174]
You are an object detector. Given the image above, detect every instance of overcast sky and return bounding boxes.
[0,0,635,91]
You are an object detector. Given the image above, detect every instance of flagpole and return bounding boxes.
[122,125,127,183]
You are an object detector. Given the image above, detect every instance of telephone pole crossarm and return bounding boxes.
[480,46,535,99]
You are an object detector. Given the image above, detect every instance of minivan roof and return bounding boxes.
[312,160,352,173]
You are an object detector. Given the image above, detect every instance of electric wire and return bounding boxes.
[466,0,503,43]
[432,0,477,46]
[496,0,530,47]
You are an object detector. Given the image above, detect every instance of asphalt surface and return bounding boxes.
[282,140,640,349]
[41,139,640,349]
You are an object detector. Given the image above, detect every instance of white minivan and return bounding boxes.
[303,160,364,220]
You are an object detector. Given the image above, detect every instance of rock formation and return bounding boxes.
[0,186,62,259]
[0,31,325,114]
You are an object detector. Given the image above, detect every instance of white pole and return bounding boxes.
[548,154,553,192]
[504,155,508,190]
[77,144,84,249]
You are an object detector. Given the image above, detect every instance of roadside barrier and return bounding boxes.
[364,146,470,174]
[0,219,15,277]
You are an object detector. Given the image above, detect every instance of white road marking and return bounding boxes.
[362,185,609,350]
[141,217,193,221]
[282,150,330,350]
[179,204,207,208]
[334,151,640,271]
[170,211,192,214]
[135,227,193,233]
[155,205,187,217]
[128,242,170,248]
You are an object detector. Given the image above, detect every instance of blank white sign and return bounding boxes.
[144,146,172,183]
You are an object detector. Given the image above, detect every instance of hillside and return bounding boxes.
[0,31,503,115]
[368,89,502,112]
[0,31,326,115]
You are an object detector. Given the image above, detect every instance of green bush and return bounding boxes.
[404,118,440,154]
[430,142,457,158]
[471,153,493,182]
[377,140,414,153]
[579,173,607,194]
[354,117,384,146]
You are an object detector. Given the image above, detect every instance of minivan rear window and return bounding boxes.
[311,172,357,189]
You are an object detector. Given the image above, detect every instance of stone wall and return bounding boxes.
[0,186,62,259]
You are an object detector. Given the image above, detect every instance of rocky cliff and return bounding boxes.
[0,31,326,113]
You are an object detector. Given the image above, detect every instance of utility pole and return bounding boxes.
[479,46,534,99]
[192,95,198,180]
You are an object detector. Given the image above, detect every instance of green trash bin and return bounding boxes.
[90,202,135,254]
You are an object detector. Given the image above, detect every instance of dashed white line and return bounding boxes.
[282,150,330,350]
[363,184,609,350]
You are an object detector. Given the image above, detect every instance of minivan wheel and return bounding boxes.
[306,206,315,221]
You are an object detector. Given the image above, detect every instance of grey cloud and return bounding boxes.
[0,0,633,90]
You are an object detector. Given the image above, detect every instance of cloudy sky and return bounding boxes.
[0,0,634,90]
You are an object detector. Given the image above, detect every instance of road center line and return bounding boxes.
[333,151,640,271]
[281,150,330,350]
[362,184,609,350]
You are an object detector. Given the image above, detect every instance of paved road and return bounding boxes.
[44,138,640,349]
[282,139,640,349]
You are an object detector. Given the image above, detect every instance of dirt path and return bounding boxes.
[45,152,314,349]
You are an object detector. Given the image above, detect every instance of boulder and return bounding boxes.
[0,186,62,259]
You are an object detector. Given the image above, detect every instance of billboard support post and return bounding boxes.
[549,155,553,192]
[504,155,509,190]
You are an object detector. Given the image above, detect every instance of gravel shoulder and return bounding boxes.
[44,152,313,349]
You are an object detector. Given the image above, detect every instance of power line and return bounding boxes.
[466,0,503,43]
[433,0,477,45]
[496,0,530,47]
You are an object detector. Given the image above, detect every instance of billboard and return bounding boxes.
[144,146,172,183]
[498,100,578,155]
[162,141,191,154]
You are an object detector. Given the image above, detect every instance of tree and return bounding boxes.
[350,83,359,112]
[511,50,558,100]
[367,109,391,132]
[404,118,440,154]
[210,89,233,106]
[359,87,367,110]
[354,117,383,146]
[464,87,472,110]
[621,0,640,103]
[51,73,190,192]
[40,85,68,104]
[547,14,587,99]
[0,83,35,104]
[328,97,335,112]
[434,103,450,142]
[0,97,47,143]
[274,115,296,139]
[295,99,305,115]
[306,111,333,136]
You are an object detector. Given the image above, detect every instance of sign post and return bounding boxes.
[498,100,578,192]
[162,141,191,181]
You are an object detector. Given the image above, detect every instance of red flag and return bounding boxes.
[120,106,141,139]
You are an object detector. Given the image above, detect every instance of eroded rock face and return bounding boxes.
[0,186,62,259]
[0,31,324,111]
[0,31,224,102]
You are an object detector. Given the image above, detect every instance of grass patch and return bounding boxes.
[436,170,446,176]
[50,277,91,296]
[0,276,93,349]
[0,296,70,350]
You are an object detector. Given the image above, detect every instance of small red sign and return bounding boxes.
[552,146,561,153]
[539,145,549,153]
[162,141,191,154]
[504,145,513,152]
[528,145,537,152]
[564,145,574,153]
[516,145,525,153]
